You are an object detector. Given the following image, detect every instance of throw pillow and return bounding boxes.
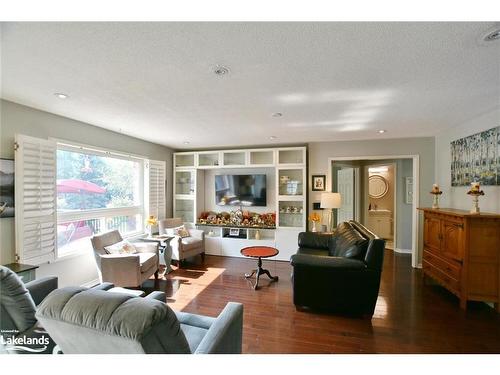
[104,240,138,255]
[174,225,190,238]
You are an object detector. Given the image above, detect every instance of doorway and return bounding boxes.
[329,155,419,269]
[365,163,396,250]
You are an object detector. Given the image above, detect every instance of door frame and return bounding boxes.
[336,166,356,224]
[328,155,420,269]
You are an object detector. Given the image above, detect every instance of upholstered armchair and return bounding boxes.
[90,230,160,287]
[0,265,114,354]
[36,287,244,354]
[158,218,205,266]
[0,266,58,354]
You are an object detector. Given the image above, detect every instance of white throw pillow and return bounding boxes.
[104,240,138,254]
[166,225,190,238]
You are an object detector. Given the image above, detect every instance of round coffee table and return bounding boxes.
[240,246,279,290]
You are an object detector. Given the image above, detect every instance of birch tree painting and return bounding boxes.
[451,126,499,186]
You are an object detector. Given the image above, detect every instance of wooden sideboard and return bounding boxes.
[419,208,500,312]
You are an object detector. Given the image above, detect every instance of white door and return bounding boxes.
[337,168,354,224]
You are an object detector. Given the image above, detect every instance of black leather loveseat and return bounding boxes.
[290,221,385,317]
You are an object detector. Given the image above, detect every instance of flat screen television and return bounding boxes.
[215,174,267,207]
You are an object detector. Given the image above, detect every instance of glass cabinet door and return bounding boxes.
[278,148,305,165]
[175,153,195,168]
[278,169,304,196]
[198,152,220,167]
[278,201,304,228]
[175,199,194,223]
[175,170,195,196]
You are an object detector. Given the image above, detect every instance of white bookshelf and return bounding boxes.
[173,146,306,261]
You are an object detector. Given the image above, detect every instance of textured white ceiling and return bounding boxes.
[1,22,499,149]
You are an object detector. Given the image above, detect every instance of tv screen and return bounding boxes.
[215,174,267,207]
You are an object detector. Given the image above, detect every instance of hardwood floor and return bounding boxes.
[142,250,500,353]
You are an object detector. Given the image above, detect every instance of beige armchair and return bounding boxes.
[90,230,159,287]
[158,218,205,267]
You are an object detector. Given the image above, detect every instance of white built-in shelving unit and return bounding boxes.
[173,146,306,261]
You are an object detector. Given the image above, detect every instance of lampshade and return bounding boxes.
[320,192,341,209]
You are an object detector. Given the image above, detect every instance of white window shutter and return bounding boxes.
[15,134,58,265]
[146,160,166,220]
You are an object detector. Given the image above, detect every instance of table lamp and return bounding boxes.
[320,192,342,232]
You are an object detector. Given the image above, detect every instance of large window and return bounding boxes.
[56,145,144,257]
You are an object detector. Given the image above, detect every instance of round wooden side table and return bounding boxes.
[240,246,279,290]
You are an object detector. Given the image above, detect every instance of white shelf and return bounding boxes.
[277,195,304,201]
[174,146,306,259]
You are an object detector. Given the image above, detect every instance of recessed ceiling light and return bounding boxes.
[214,65,230,76]
[272,112,283,118]
[183,141,190,145]
[378,129,387,134]
[483,28,500,42]
[269,136,277,141]
[54,93,68,99]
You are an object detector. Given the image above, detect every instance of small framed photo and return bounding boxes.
[312,175,326,191]
[229,228,240,236]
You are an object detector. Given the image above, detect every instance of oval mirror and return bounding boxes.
[369,175,388,199]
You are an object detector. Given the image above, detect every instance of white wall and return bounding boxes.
[308,137,435,265]
[203,167,275,214]
[435,108,500,213]
[0,100,173,286]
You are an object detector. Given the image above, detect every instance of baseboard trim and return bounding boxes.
[81,278,100,288]
[394,248,412,254]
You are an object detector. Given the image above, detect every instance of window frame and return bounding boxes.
[55,141,146,259]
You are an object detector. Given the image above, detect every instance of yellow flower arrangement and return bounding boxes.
[146,215,158,226]
[308,212,321,222]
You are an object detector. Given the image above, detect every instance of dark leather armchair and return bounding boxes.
[290,221,385,317]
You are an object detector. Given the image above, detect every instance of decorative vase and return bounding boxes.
[311,221,318,232]
[432,194,440,209]
[255,230,261,240]
[470,194,480,214]
[467,182,484,214]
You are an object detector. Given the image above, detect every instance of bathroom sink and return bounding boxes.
[369,209,392,214]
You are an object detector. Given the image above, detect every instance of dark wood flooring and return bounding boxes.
[142,250,500,353]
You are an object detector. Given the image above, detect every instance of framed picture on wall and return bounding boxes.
[0,158,15,218]
[312,175,326,191]
[405,177,413,204]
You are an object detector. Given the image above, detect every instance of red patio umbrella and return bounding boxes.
[57,179,106,194]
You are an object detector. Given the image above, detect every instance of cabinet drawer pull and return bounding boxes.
[453,223,464,229]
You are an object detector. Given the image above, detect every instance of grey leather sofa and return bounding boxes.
[36,287,244,354]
